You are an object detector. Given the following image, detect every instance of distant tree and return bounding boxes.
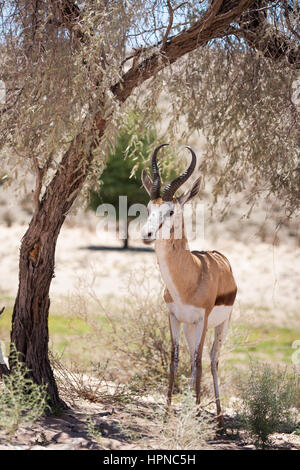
[89,118,154,249]
[89,116,175,249]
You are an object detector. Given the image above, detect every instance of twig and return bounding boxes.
[161,0,174,50]
[283,0,300,41]
[161,1,187,51]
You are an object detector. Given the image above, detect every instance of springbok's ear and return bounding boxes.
[141,169,153,197]
[177,177,202,207]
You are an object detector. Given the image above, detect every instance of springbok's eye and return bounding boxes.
[168,210,174,217]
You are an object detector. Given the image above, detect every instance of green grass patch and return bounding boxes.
[49,314,91,335]
[232,324,300,363]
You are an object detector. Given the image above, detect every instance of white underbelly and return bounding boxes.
[167,302,232,328]
[207,305,232,328]
[168,302,205,323]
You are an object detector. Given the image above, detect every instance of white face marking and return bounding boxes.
[141,200,175,242]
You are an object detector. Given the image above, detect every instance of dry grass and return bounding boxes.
[148,391,216,450]
[50,352,131,405]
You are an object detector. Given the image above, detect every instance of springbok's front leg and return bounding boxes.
[167,312,180,407]
[190,317,207,405]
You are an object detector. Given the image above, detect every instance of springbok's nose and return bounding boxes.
[141,225,153,241]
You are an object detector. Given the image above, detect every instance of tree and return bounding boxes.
[0,1,298,406]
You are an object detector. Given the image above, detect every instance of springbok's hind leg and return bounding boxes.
[183,323,196,370]
[167,313,180,407]
[210,317,230,428]
[190,317,207,405]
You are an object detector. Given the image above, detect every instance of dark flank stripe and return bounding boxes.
[215,289,237,306]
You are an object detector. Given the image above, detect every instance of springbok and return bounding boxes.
[140,144,237,427]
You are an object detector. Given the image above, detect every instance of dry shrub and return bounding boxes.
[93,268,194,393]
[50,352,129,405]
[138,390,216,450]
[62,266,189,388]
[235,361,300,448]
[0,345,49,441]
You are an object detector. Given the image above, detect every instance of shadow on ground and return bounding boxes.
[81,245,154,253]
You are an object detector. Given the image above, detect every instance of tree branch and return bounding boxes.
[112,0,256,103]
[283,0,300,41]
[238,0,300,67]
[162,0,174,51]
[22,0,257,241]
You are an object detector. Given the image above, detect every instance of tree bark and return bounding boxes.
[11,226,63,407]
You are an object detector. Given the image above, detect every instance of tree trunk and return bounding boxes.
[10,216,65,407]
[9,120,106,407]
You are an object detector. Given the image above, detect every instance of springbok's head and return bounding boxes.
[141,144,201,244]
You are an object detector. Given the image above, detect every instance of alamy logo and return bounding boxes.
[95,196,204,242]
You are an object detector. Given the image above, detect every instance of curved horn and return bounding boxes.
[150,143,169,200]
[162,146,197,201]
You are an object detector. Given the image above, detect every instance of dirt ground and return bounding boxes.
[0,394,300,451]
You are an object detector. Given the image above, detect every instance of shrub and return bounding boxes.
[0,346,49,441]
[236,361,299,448]
[153,390,215,450]
[50,352,128,405]
[105,269,193,393]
